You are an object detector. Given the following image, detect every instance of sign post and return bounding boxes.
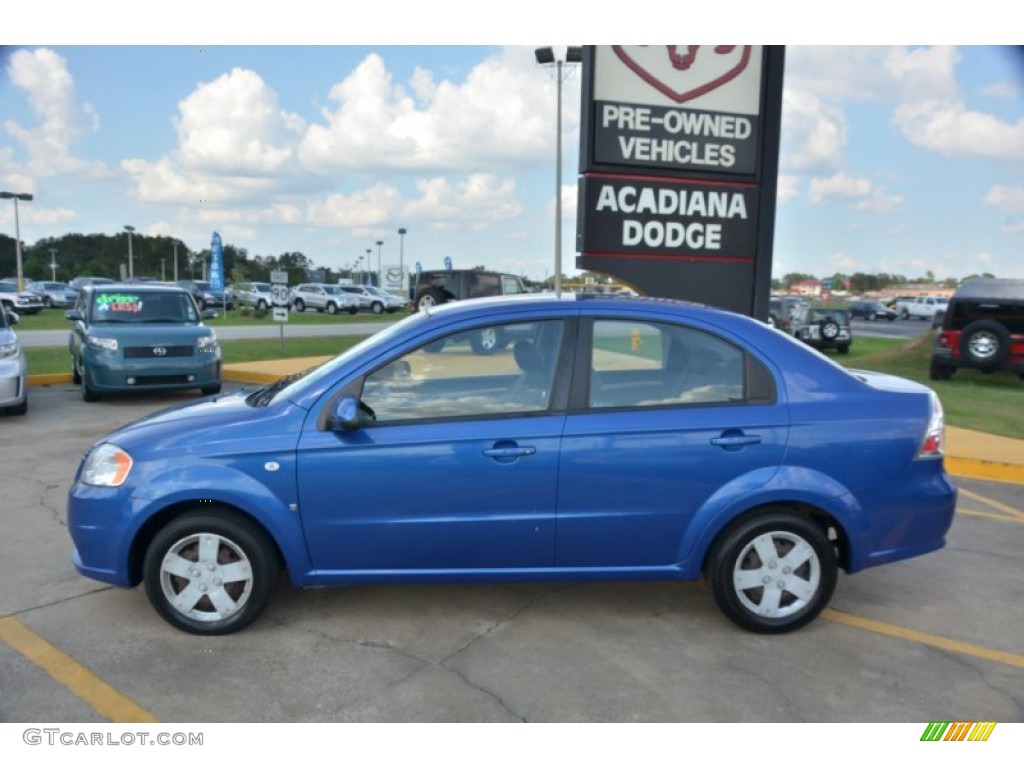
[270,269,289,354]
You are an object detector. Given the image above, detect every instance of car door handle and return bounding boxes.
[483,443,536,461]
[710,433,762,448]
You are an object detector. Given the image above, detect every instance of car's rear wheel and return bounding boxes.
[143,510,279,635]
[819,320,840,341]
[469,327,506,355]
[293,299,305,312]
[707,511,837,634]
[959,319,1010,368]
[416,288,444,311]
[348,306,358,315]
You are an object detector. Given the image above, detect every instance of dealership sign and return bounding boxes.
[576,46,784,316]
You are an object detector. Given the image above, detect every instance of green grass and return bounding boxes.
[14,306,403,331]
[24,327,1021,438]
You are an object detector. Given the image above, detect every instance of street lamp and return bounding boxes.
[534,46,582,296]
[49,248,58,281]
[397,227,407,295]
[124,225,136,280]
[375,240,383,288]
[365,248,372,286]
[1,191,33,291]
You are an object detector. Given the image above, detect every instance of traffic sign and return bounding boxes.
[273,307,288,323]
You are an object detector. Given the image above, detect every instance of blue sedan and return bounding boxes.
[67,294,956,635]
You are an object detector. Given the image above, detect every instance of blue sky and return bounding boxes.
[1,39,1021,284]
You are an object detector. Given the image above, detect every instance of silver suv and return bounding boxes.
[338,284,406,314]
[289,283,359,315]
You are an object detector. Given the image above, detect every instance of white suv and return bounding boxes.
[338,284,406,314]
[289,283,360,315]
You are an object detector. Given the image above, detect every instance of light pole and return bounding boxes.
[124,225,136,280]
[1,191,33,291]
[365,248,372,286]
[397,227,407,296]
[534,46,582,297]
[375,240,383,288]
[49,248,58,281]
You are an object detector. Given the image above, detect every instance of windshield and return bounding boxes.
[89,290,199,324]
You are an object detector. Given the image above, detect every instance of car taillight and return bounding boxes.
[935,331,953,350]
[917,392,945,458]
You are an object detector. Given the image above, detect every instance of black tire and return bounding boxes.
[836,344,850,355]
[201,383,222,396]
[143,510,279,635]
[929,360,955,381]
[900,309,910,320]
[348,307,358,315]
[293,299,305,313]
[81,363,99,402]
[257,299,268,310]
[370,301,384,315]
[415,288,445,311]
[469,327,507,355]
[326,302,338,315]
[959,319,1010,368]
[819,320,840,341]
[7,397,27,415]
[866,312,876,321]
[707,511,837,634]
[71,355,81,385]
[44,296,53,308]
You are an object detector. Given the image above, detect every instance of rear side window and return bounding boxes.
[587,320,774,408]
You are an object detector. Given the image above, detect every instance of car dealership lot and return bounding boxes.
[1,384,1022,722]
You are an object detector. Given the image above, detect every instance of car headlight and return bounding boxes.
[81,443,134,487]
[0,340,19,358]
[197,332,218,349]
[86,334,118,351]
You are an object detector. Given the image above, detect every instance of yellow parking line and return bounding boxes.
[823,609,1024,670]
[0,616,159,722]
[958,487,1024,521]
[958,508,1024,523]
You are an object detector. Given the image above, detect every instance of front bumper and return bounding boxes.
[0,355,27,407]
[83,349,222,392]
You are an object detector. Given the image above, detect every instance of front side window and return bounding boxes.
[588,319,752,408]
[361,320,564,423]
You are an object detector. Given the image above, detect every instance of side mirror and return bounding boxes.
[202,309,218,320]
[65,309,83,322]
[326,394,361,432]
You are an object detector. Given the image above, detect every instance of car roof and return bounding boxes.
[951,278,1024,301]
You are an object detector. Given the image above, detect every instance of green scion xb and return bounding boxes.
[67,284,221,401]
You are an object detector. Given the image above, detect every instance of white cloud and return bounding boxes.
[775,175,801,204]
[780,90,847,175]
[893,100,1024,160]
[807,172,903,212]
[983,185,1024,213]
[298,49,566,173]
[3,48,107,178]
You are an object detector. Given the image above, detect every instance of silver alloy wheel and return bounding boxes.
[159,532,254,623]
[417,294,437,310]
[966,331,998,360]
[731,530,821,619]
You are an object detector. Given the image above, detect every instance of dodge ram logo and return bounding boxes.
[612,45,752,104]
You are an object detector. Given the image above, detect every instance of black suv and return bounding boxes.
[410,269,526,312]
[930,278,1024,380]
[791,306,853,354]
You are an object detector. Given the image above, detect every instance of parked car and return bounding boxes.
[0,307,27,415]
[847,301,898,322]
[894,295,949,322]
[767,296,808,333]
[27,280,78,309]
[290,283,360,315]
[0,280,45,315]
[67,293,955,636]
[791,306,853,353]
[70,276,117,291]
[176,279,234,311]
[232,282,274,310]
[338,284,406,314]
[931,278,1024,380]
[410,269,526,312]
[66,284,221,401]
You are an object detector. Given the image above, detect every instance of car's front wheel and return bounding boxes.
[80,362,99,402]
[143,510,279,635]
[370,301,384,315]
[707,511,837,634]
[293,299,305,312]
